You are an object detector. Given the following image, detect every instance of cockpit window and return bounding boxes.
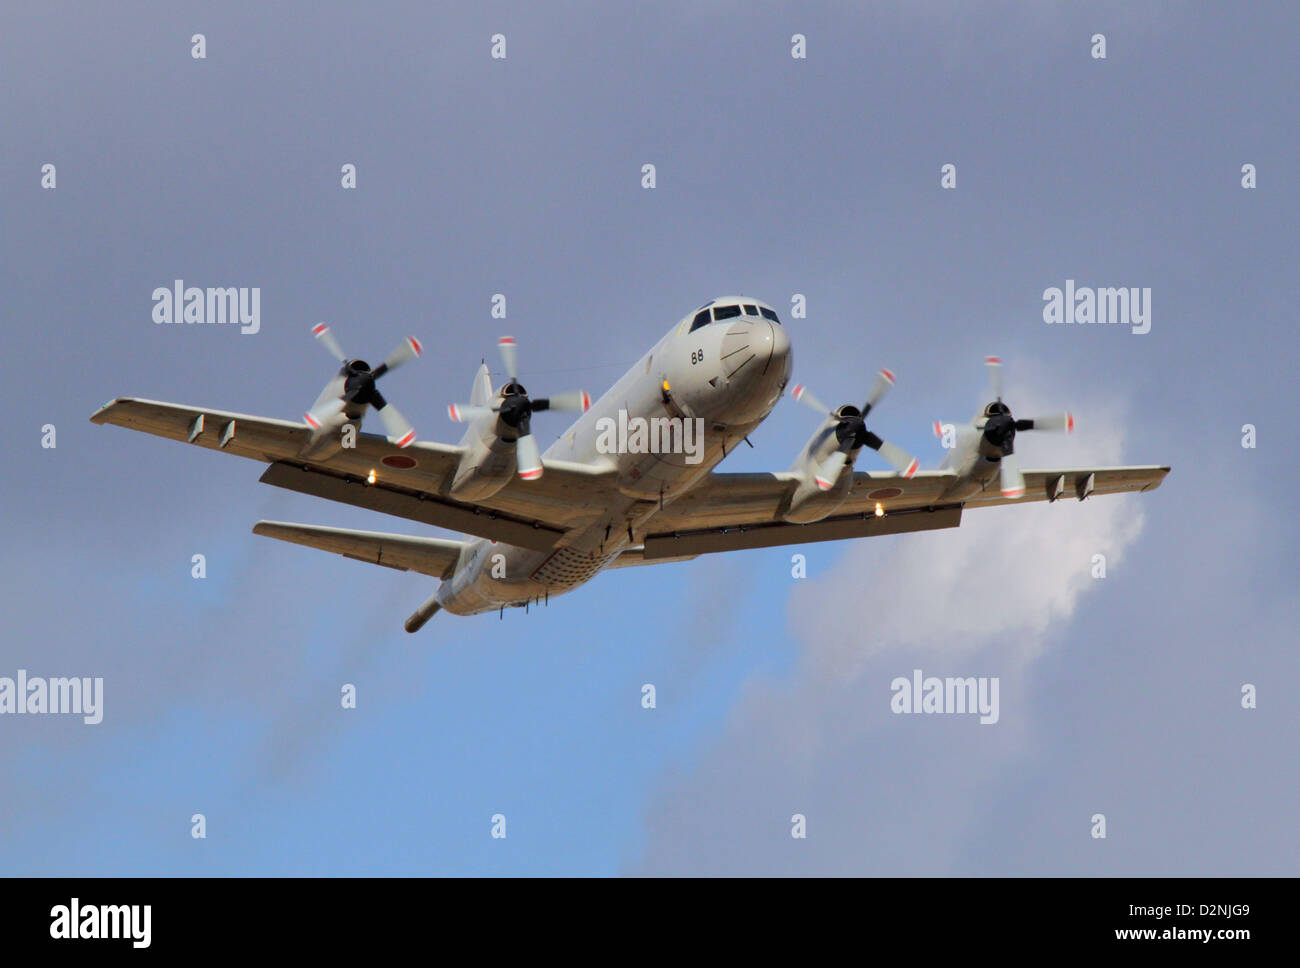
[713,305,741,322]
[743,304,758,316]
[759,307,780,323]
[689,309,711,332]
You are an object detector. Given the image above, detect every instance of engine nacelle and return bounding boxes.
[780,409,857,523]
[448,430,524,501]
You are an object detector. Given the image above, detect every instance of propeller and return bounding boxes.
[447,336,591,481]
[975,356,1073,498]
[303,324,423,447]
[792,369,919,490]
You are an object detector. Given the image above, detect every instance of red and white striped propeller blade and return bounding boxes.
[304,397,347,429]
[1021,412,1074,433]
[515,433,543,480]
[875,440,919,478]
[498,336,519,382]
[379,336,423,374]
[814,450,848,491]
[792,383,834,418]
[985,355,1004,400]
[376,401,417,448]
[447,403,496,424]
[999,452,1026,498]
[863,368,896,412]
[540,390,592,412]
[311,323,346,363]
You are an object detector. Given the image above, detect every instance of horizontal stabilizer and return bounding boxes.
[252,521,466,579]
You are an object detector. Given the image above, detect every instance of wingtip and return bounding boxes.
[89,398,122,423]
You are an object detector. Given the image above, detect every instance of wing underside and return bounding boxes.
[633,465,1168,559]
[90,397,618,548]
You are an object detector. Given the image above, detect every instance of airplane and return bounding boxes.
[90,296,1170,632]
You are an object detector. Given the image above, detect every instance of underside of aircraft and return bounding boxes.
[91,297,1168,630]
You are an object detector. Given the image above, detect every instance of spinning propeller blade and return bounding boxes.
[454,336,588,480]
[795,370,917,477]
[302,325,423,445]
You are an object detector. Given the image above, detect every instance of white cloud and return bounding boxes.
[800,366,1146,676]
[632,365,1152,874]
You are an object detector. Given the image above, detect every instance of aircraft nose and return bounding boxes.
[712,318,791,422]
[764,320,790,374]
[718,319,782,381]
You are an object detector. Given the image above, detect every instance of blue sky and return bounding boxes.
[1,1,1296,875]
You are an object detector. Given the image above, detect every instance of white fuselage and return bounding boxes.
[436,300,792,615]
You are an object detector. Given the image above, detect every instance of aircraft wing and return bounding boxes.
[959,466,1171,507]
[92,399,1167,559]
[90,398,619,550]
[633,464,1169,559]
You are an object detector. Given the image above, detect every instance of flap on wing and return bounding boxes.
[641,505,962,559]
[643,464,1166,542]
[645,469,957,533]
[252,521,467,579]
[91,397,615,538]
[259,462,565,552]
